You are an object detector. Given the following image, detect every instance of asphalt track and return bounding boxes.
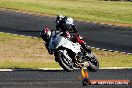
[0,69,131,88]
[0,9,132,53]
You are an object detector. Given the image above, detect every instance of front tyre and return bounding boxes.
[56,49,74,72]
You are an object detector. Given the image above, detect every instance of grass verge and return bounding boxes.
[0,32,132,69]
[0,0,132,27]
[0,33,60,69]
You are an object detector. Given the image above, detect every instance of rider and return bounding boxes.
[55,14,77,36]
[55,15,92,56]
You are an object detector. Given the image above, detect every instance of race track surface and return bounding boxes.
[0,9,132,53]
[0,69,131,88]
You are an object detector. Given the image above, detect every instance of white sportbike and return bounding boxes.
[40,27,99,72]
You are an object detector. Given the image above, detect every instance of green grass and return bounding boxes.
[0,32,60,69]
[0,32,132,69]
[99,56,132,67]
[0,61,60,69]
[95,50,132,68]
[0,0,132,26]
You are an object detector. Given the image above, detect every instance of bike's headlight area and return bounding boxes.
[40,33,50,42]
[47,31,51,37]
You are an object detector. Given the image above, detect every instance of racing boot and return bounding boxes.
[81,43,93,58]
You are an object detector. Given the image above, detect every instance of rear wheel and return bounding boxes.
[56,49,74,72]
[87,55,99,72]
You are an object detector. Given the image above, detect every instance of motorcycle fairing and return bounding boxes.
[48,31,81,54]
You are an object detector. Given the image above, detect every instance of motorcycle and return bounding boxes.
[40,27,99,72]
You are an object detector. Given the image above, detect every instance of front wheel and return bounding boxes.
[55,49,74,72]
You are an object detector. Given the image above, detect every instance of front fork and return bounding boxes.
[44,42,54,55]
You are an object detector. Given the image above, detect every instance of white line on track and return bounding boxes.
[0,67,132,71]
[0,69,13,71]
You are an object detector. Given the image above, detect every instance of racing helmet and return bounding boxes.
[66,17,73,25]
[56,14,64,23]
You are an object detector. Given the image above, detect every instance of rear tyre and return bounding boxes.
[87,55,99,72]
[56,49,74,72]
